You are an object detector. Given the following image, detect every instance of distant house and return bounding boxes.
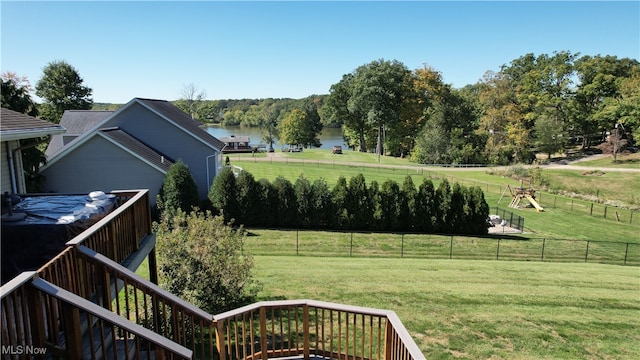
[219,135,255,153]
[0,108,66,194]
[41,98,226,203]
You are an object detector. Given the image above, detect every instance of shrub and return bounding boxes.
[155,209,259,314]
[209,167,238,223]
[157,160,199,218]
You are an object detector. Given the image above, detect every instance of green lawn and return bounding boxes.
[232,154,640,242]
[253,256,640,360]
[569,153,640,169]
[141,149,640,359]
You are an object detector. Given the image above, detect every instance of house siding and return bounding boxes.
[1,142,12,194]
[40,135,165,203]
[1,141,26,194]
[101,102,219,199]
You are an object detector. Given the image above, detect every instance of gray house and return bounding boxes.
[41,98,225,203]
[1,108,66,195]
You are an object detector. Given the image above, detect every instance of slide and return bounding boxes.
[525,195,544,212]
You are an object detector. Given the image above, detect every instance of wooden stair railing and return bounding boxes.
[1,272,192,360]
[213,300,425,360]
[38,244,217,358]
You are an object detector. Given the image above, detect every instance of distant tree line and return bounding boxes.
[208,167,490,235]
[7,51,638,172]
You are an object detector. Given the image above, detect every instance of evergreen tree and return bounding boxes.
[415,179,436,232]
[379,180,401,231]
[435,179,451,232]
[236,171,260,226]
[310,179,333,228]
[346,174,370,230]
[272,176,298,228]
[368,180,382,231]
[208,167,239,223]
[256,178,277,227]
[399,176,417,231]
[158,160,199,218]
[331,176,349,229]
[294,175,313,228]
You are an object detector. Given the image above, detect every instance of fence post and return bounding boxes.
[585,241,590,263]
[554,195,557,208]
[541,238,546,262]
[604,206,607,219]
[631,210,634,224]
[624,243,629,266]
[571,200,574,211]
[296,230,299,256]
[590,203,594,216]
[496,239,501,260]
[401,233,404,258]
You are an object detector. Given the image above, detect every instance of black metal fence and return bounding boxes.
[493,207,525,231]
[244,229,640,266]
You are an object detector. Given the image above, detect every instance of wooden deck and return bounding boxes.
[1,189,424,360]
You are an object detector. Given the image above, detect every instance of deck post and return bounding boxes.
[384,319,393,360]
[260,306,268,360]
[216,320,226,360]
[303,305,310,360]
[27,284,46,347]
[61,302,83,358]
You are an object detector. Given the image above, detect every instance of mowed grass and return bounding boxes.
[233,155,640,242]
[253,256,640,360]
[243,229,640,266]
[571,152,640,169]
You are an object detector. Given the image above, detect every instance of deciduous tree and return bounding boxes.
[35,60,93,123]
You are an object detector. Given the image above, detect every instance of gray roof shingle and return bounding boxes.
[99,127,173,172]
[46,110,114,156]
[136,98,226,151]
[1,108,66,140]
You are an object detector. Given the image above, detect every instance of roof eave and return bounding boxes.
[1,127,67,141]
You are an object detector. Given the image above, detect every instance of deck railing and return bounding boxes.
[2,190,424,360]
[1,272,192,359]
[214,300,425,360]
[67,190,152,264]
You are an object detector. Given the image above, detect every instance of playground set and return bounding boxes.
[499,185,544,212]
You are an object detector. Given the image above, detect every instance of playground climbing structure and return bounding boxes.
[500,185,544,212]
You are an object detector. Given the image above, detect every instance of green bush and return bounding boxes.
[209,167,239,223]
[155,209,259,314]
[157,160,199,218]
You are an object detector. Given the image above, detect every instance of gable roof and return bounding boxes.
[220,135,250,143]
[99,127,174,173]
[135,98,226,151]
[60,110,114,134]
[41,127,174,174]
[45,98,225,161]
[0,107,66,141]
[46,110,114,156]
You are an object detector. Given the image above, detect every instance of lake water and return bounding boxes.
[205,125,347,150]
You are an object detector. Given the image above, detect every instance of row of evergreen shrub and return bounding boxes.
[209,167,490,235]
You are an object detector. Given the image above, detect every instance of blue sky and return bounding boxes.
[2,1,638,103]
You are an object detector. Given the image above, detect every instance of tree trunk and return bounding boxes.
[359,132,367,152]
[376,124,384,156]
